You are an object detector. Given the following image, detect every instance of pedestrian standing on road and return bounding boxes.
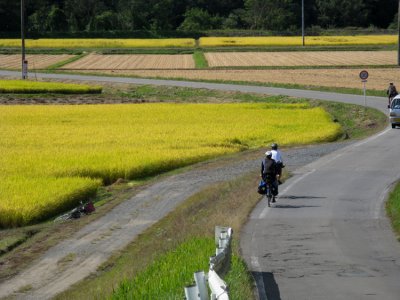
[387,82,398,107]
[271,143,284,184]
[261,151,278,200]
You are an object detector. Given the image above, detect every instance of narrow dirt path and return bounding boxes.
[0,142,347,299]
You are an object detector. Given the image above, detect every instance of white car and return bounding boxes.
[389,95,400,128]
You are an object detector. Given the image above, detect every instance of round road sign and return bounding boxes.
[359,70,369,80]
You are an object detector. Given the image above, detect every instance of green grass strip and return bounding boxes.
[387,183,400,241]
[111,237,214,299]
[0,79,102,94]
[46,53,89,70]
[193,51,208,68]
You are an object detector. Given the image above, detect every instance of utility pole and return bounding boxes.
[302,0,305,46]
[21,0,27,79]
[398,0,400,65]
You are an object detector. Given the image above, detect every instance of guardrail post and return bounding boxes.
[183,226,232,300]
[194,271,208,300]
[184,284,200,300]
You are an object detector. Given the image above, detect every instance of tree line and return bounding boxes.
[0,0,398,35]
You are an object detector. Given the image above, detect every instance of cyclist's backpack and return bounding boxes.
[257,180,267,194]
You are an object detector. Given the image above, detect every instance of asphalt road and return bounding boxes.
[1,70,400,299]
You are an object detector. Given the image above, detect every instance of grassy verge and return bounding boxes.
[386,183,400,241]
[193,50,208,68]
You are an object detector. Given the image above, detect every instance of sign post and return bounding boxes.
[359,70,369,108]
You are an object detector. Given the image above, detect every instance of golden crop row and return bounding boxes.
[0,103,342,227]
[0,38,195,48]
[199,35,397,47]
[0,35,395,49]
[0,80,102,94]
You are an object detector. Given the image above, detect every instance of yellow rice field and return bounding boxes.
[205,51,396,67]
[0,103,341,227]
[0,38,195,48]
[0,54,75,69]
[61,53,195,69]
[199,35,397,47]
[0,79,102,94]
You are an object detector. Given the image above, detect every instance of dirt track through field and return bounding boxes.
[0,54,74,69]
[82,68,398,90]
[205,51,396,67]
[61,53,195,70]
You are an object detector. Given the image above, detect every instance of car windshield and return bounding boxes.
[391,99,400,109]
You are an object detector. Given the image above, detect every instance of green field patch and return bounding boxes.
[0,80,102,94]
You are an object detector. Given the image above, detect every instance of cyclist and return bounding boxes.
[387,82,398,107]
[261,151,278,202]
[271,143,284,184]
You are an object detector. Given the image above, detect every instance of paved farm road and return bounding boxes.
[1,70,400,300]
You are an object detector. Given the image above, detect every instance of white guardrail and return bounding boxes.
[184,226,233,300]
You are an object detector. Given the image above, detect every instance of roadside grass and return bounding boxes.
[386,184,400,241]
[0,79,102,94]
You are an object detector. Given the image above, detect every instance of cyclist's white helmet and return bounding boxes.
[265,151,272,157]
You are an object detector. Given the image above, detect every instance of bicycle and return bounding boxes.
[258,179,276,207]
[265,181,276,207]
[54,201,95,223]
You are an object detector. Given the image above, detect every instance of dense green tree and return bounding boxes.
[179,7,221,31]
[244,0,300,30]
[316,0,368,28]
[0,0,397,34]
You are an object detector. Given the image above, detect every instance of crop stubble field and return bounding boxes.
[204,51,396,67]
[61,53,195,69]
[0,54,75,69]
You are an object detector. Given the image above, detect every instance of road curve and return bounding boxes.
[1,70,400,299]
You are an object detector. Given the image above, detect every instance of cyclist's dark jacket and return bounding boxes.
[261,158,277,181]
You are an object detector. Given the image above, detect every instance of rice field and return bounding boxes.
[0,54,75,69]
[205,51,396,67]
[61,53,195,70]
[0,103,341,227]
[0,80,102,94]
[0,38,195,49]
[199,35,397,47]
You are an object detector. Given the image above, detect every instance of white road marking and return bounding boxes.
[251,256,267,300]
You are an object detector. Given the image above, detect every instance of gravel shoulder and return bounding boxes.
[0,141,350,299]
